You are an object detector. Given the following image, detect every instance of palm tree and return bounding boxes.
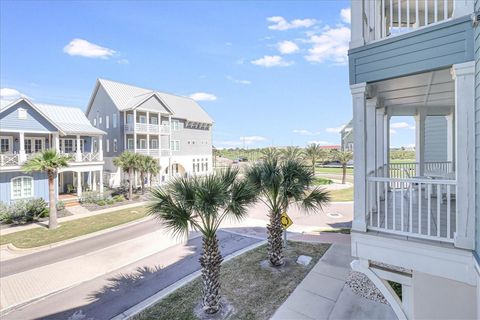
[260,147,281,160]
[333,150,353,184]
[137,154,158,194]
[147,168,257,314]
[144,156,160,188]
[113,152,140,200]
[22,150,70,229]
[304,143,326,174]
[246,156,330,266]
[281,146,303,161]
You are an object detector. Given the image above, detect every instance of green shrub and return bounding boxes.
[113,195,125,202]
[0,199,49,224]
[106,198,115,205]
[57,201,66,211]
[96,200,107,206]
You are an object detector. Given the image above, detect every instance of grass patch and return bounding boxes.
[316,167,353,175]
[133,241,330,320]
[328,187,353,202]
[320,228,351,234]
[313,177,333,185]
[0,206,147,248]
[388,281,402,300]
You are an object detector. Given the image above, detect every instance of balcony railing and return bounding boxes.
[133,149,171,157]
[0,154,19,166]
[124,123,170,134]
[81,152,100,162]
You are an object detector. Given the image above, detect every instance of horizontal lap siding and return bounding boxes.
[349,16,474,84]
[0,101,57,132]
[425,116,448,162]
[0,172,52,204]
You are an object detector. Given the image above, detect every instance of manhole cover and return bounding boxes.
[327,212,343,219]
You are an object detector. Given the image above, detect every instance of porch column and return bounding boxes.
[76,135,82,162]
[168,115,172,178]
[98,136,103,161]
[384,114,390,175]
[77,171,82,197]
[350,0,365,49]
[124,111,128,150]
[133,109,137,153]
[92,171,97,191]
[366,98,378,213]
[376,107,385,174]
[446,113,455,169]
[351,82,368,232]
[54,133,60,153]
[452,61,475,250]
[87,171,92,190]
[453,0,473,18]
[415,109,426,177]
[99,169,104,195]
[19,131,26,163]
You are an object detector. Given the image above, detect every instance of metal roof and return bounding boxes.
[97,79,214,124]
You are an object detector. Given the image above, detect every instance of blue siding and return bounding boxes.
[349,16,474,84]
[0,101,58,132]
[0,171,55,204]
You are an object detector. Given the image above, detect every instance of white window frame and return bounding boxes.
[172,120,180,131]
[99,116,103,126]
[151,139,158,149]
[93,118,97,126]
[106,115,110,129]
[11,176,34,200]
[24,137,45,154]
[18,108,27,119]
[127,139,134,150]
[113,114,118,128]
[0,136,13,153]
[139,115,147,124]
[171,140,180,151]
[113,139,118,152]
[127,114,134,124]
[106,139,110,152]
[139,139,147,149]
[151,116,158,125]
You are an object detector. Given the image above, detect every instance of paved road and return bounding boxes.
[1,218,161,277]
[3,230,261,320]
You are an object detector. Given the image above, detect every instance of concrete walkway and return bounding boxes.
[272,243,397,320]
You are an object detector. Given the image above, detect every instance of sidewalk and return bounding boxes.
[272,243,397,320]
[0,201,147,236]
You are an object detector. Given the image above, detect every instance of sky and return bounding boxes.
[0,0,414,149]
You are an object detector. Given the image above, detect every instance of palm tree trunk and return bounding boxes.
[48,172,58,229]
[342,164,347,184]
[128,168,133,200]
[312,159,316,175]
[140,172,145,194]
[267,209,284,266]
[199,234,223,314]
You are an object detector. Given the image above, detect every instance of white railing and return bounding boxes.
[160,125,170,134]
[148,124,159,132]
[161,149,170,156]
[366,175,456,242]
[124,123,168,133]
[0,154,19,166]
[388,161,453,178]
[81,152,100,162]
[131,148,171,157]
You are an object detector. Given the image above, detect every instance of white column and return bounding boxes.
[76,135,82,162]
[376,107,385,174]
[453,0,473,18]
[445,113,454,167]
[168,115,172,178]
[384,113,390,175]
[350,0,365,49]
[133,109,137,153]
[351,82,368,232]
[54,133,60,153]
[452,61,475,250]
[98,136,103,161]
[77,171,82,197]
[87,171,92,190]
[19,132,26,162]
[124,111,128,151]
[99,169,104,195]
[366,98,377,176]
[158,112,162,160]
[415,109,426,177]
[92,171,97,191]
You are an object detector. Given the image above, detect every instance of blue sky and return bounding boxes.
[0,0,414,148]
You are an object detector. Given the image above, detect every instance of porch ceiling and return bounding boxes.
[372,68,454,116]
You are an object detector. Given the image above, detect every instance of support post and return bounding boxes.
[77,171,82,198]
[54,133,60,153]
[98,136,103,161]
[19,131,26,163]
[92,171,97,191]
[76,135,82,162]
[452,61,475,250]
[446,113,454,170]
[351,82,368,232]
[384,113,390,176]
[99,169,104,195]
[133,109,137,153]
[415,109,426,177]
[350,0,365,49]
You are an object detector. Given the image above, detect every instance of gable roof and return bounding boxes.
[0,98,105,136]
[88,79,214,124]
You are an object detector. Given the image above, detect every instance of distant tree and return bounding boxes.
[113,152,140,200]
[332,150,353,184]
[304,143,328,174]
[281,146,304,161]
[260,147,282,160]
[22,150,70,229]
[137,155,159,190]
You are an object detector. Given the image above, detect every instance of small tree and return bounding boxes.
[333,150,353,184]
[304,143,328,174]
[246,156,330,266]
[148,168,257,314]
[22,150,70,229]
[281,146,303,161]
[137,154,158,194]
[113,152,140,200]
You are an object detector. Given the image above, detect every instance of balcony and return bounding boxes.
[130,149,171,157]
[124,123,170,134]
[0,151,102,168]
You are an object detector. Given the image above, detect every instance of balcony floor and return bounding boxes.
[368,188,456,239]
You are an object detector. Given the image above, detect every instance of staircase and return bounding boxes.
[58,194,80,208]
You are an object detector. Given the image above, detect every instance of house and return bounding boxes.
[340,120,353,151]
[0,98,105,204]
[85,79,214,187]
[349,1,479,319]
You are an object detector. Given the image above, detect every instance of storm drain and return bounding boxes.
[326,212,343,219]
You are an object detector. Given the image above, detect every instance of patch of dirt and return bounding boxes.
[193,298,234,320]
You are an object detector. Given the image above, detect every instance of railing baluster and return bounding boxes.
[418,182,422,234]
[406,0,410,29]
[409,183,413,232]
[392,184,396,230]
[424,0,428,25]
[398,0,402,28]
[385,181,388,229]
[416,0,419,26]
[427,184,431,236]
[401,181,404,231]
[369,181,373,226]
[434,0,438,22]
[382,0,386,37]
[444,0,448,19]
[377,182,381,228]
[447,184,451,238]
[437,184,441,237]
[390,0,394,31]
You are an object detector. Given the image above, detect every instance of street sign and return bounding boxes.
[281,212,293,229]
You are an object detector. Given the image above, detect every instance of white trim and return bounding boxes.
[106,139,110,152]
[106,115,110,129]
[10,175,34,200]
[0,129,55,134]
[0,136,13,153]
[112,113,118,128]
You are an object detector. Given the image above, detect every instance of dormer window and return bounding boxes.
[18,108,27,119]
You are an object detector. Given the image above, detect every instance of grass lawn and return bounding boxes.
[0,206,147,248]
[312,176,333,185]
[133,241,330,320]
[328,187,353,202]
[316,167,353,175]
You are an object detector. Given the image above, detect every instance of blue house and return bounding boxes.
[0,98,105,204]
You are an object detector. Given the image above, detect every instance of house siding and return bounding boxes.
[349,16,474,84]
[0,171,52,204]
[475,0,480,260]
[424,116,448,162]
[171,119,212,157]
[0,101,57,132]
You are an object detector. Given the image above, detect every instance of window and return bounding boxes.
[11,176,34,199]
[171,140,180,151]
[205,161,208,171]
[113,114,118,128]
[172,120,180,131]
[24,139,32,153]
[106,139,110,152]
[127,114,134,124]
[127,139,134,150]
[151,117,158,125]
[151,139,158,149]
[106,115,110,129]
[192,161,196,173]
[139,139,147,149]
[93,118,97,126]
[18,108,27,119]
[62,139,74,153]
[1,137,11,153]
[99,116,103,126]
[139,115,147,124]
[34,139,43,153]
[113,139,117,152]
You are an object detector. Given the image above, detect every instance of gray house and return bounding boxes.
[340,120,353,151]
[85,79,214,187]
[349,0,479,319]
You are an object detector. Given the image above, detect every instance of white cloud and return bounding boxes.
[390,129,397,134]
[226,76,251,85]
[390,122,411,129]
[277,40,299,54]
[117,59,129,64]
[189,92,217,101]
[292,129,321,136]
[267,16,317,31]
[325,125,346,133]
[308,140,330,145]
[216,136,267,147]
[251,55,294,67]
[304,25,350,65]
[225,42,233,46]
[241,136,267,142]
[63,38,116,59]
[340,8,351,24]
[0,88,30,99]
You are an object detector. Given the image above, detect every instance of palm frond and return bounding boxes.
[300,187,331,213]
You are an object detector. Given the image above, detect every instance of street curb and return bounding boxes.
[111,239,267,320]
[0,216,155,261]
